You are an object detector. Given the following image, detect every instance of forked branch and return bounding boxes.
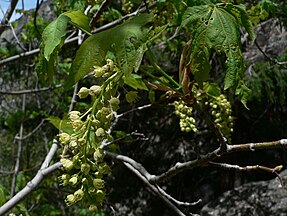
[0,140,61,216]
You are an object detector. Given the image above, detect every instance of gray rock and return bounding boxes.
[200,170,287,216]
[244,19,287,64]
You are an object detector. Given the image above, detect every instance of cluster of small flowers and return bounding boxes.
[205,94,234,142]
[121,0,134,13]
[173,100,198,133]
[58,60,121,211]
[93,59,115,78]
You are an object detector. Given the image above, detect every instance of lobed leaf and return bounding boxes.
[181,3,252,105]
[227,4,255,41]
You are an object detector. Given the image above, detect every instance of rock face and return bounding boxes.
[0,0,55,49]
[244,19,287,64]
[200,170,287,216]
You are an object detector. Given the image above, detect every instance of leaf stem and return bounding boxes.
[146,49,181,89]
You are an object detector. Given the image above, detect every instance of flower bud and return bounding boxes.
[88,186,96,194]
[93,178,105,189]
[69,176,78,186]
[81,163,90,175]
[96,128,105,137]
[77,87,90,99]
[92,119,101,127]
[90,85,101,96]
[78,138,85,146]
[89,205,98,212]
[94,66,105,77]
[65,194,76,206]
[74,189,84,201]
[58,174,70,186]
[69,140,78,149]
[93,149,104,161]
[109,97,120,106]
[95,190,105,203]
[72,119,83,131]
[60,158,73,171]
[106,59,114,70]
[58,133,70,145]
[69,111,81,122]
[98,163,111,174]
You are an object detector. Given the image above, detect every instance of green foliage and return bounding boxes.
[203,82,221,98]
[47,116,74,134]
[247,0,278,25]
[9,0,285,214]
[66,14,154,88]
[64,10,91,34]
[123,74,148,90]
[42,15,69,61]
[181,3,254,106]
[37,10,90,84]
[246,56,287,105]
[0,185,6,206]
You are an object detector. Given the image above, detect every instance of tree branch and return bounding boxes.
[89,0,111,28]
[0,84,63,95]
[155,184,202,207]
[15,119,45,141]
[208,162,283,174]
[10,94,26,197]
[149,139,287,183]
[0,4,154,67]
[104,151,154,180]
[0,0,19,36]
[0,140,61,216]
[106,151,188,215]
[0,4,27,52]
[254,39,287,68]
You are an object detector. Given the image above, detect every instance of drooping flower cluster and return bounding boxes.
[173,100,197,133]
[58,59,121,211]
[205,94,234,142]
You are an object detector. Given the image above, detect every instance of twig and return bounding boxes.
[68,82,79,113]
[106,152,187,216]
[149,139,287,183]
[33,0,43,37]
[0,4,155,67]
[209,161,285,187]
[15,119,45,141]
[89,0,111,28]
[254,39,287,68]
[105,151,154,180]
[156,27,180,48]
[0,4,26,51]
[0,0,19,35]
[0,141,61,216]
[208,162,283,173]
[107,150,199,215]
[107,104,152,136]
[146,49,181,88]
[101,131,146,149]
[0,84,63,95]
[0,48,41,66]
[40,139,59,169]
[10,94,26,197]
[117,104,152,118]
[122,162,188,216]
[155,185,202,207]
[0,170,14,175]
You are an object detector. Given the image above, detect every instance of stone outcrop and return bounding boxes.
[201,170,287,216]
